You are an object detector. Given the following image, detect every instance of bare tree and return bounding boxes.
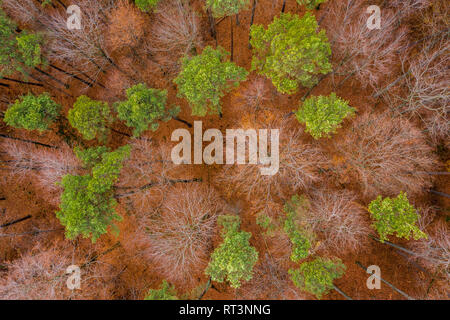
[324,0,408,89]
[43,0,118,81]
[146,0,202,75]
[138,185,223,286]
[401,39,449,143]
[238,253,302,300]
[217,116,326,205]
[305,190,370,255]
[117,139,197,210]
[239,77,272,113]
[0,140,80,204]
[330,112,438,200]
[386,0,431,18]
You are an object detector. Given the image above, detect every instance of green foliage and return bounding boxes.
[75,146,110,168]
[206,0,250,18]
[4,93,61,131]
[289,257,346,299]
[205,215,258,289]
[296,0,327,10]
[283,195,313,262]
[174,46,248,116]
[250,12,332,94]
[15,32,45,69]
[368,192,427,242]
[114,83,179,137]
[144,281,178,300]
[256,214,276,236]
[0,10,45,77]
[295,93,355,139]
[56,145,131,242]
[135,0,159,12]
[68,95,112,142]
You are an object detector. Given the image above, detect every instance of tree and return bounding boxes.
[148,0,202,74]
[43,0,118,78]
[4,92,61,131]
[330,112,437,200]
[217,116,325,204]
[250,12,331,94]
[56,145,131,243]
[306,190,369,255]
[295,93,355,139]
[114,83,179,137]
[206,0,250,18]
[140,185,223,285]
[135,0,159,12]
[15,32,45,69]
[205,215,258,289]
[174,46,248,116]
[368,192,428,242]
[289,257,346,299]
[144,281,178,300]
[324,0,407,89]
[296,0,327,10]
[68,95,112,141]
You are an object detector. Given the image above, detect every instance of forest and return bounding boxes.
[0,0,448,300]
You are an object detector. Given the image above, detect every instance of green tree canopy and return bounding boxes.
[68,95,112,142]
[174,46,248,116]
[250,12,332,94]
[206,0,250,18]
[114,83,179,137]
[289,257,346,299]
[296,0,327,10]
[56,145,130,243]
[144,281,178,300]
[4,93,61,131]
[134,0,159,12]
[368,192,427,242]
[295,93,356,139]
[0,10,45,77]
[205,215,258,289]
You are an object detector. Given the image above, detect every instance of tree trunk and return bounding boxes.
[2,77,43,87]
[173,117,193,128]
[0,134,59,149]
[207,9,217,45]
[333,285,352,300]
[49,64,94,87]
[281,0,287,13]
[0,215,32,229]
[230,16,234,62]
[34,67,69,89]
